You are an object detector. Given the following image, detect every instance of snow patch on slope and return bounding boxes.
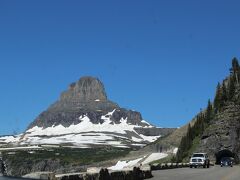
[23,133,127,147]
[3,110,161,148]
[26,110,140,136]
[139,134,160,142]
[108,152,168,171]
[173,147,178,154]
[141,153,168,165]
[141,120,152,127]
[108,157,143,170]
[0,135,22,143]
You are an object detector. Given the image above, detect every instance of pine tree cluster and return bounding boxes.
[214,58,240,111]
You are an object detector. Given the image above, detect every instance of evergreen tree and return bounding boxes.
[186,124,193,147]
[171,156,177,163]
[214,83,222,112]
[177,124,195,162]
[230,57,239,85]
[200,117,205,134]
[228,76,235,101]
[221,83,228,102]
[205,99,213,123]
[177,135,187,162]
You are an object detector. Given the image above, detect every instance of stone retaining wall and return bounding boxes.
[151,163,190,170]
[56,167,152,180]
[151,162,214,171]
[22,167,152,180]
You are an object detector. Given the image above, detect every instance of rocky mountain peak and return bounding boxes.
[0,75,175,149]
[61,76,107,102]
[22,75,176,149]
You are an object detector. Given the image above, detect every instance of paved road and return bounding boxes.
[0,177,24,180]
[150,166,240,180]
[0,175,27,180]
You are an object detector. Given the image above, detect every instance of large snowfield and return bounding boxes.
[108,152,168,170]
[0,110,160,148]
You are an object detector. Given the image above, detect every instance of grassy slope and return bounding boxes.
[141,118,197,153]
[2,147,130,167]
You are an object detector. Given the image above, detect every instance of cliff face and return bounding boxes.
[61,77,108,102]
[197,102,240,163]
[196,67,240,163]
[28,77,119,129]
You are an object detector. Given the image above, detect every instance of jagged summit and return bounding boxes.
[28,76,120,129]
[61,76,108,102]
[48,76,119,112]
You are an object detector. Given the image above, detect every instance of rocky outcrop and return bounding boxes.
[134,127,176,137]
[61,77,108,102]
[3,158,62,177]
[197,103,240,163]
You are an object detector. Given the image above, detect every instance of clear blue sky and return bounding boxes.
[0,0,239,135]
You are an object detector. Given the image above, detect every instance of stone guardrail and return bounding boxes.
[22,166,153,180]
[150,162,190,170]
[57,167,152,180]
[151,162,215,171]
[3,162,216,180]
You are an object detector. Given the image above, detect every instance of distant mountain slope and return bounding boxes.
[139,118,196,154]
[0,76,175,148]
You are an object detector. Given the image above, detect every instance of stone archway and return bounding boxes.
[215,149,238,164]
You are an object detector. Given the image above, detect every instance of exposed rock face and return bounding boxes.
[61,77,108,102]
[194,76,240,163]
[134,127,176,137]
[28,77,119,129]
[28,77,153,129]
[4,158,62,177]
[197,103,240,163]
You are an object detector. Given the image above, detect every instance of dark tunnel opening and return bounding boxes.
[215,149,239,164]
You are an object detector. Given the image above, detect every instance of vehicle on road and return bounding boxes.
[189,153,210,168]
[220,157,233,167]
